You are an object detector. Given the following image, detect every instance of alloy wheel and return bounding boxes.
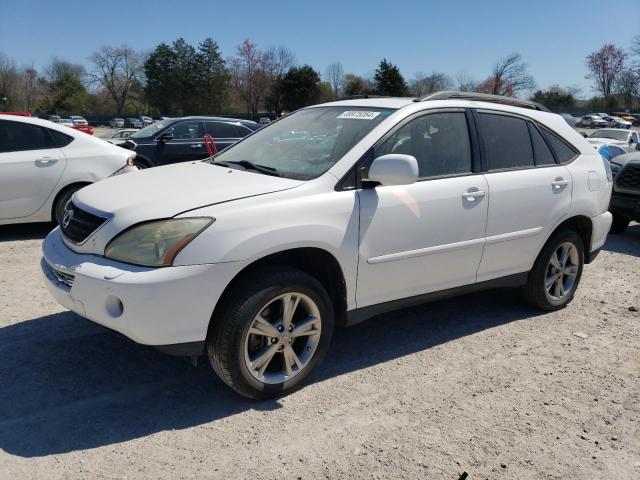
[544,242,579,302]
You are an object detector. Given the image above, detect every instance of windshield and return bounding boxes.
[130,121,169,138]
[589,129,628,141]
[208,106,395,179]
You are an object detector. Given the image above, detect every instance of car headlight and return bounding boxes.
[105,217,214,267]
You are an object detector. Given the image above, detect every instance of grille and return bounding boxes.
[617,165,640,191]
[47,263,75,288]
[60,202,106,243]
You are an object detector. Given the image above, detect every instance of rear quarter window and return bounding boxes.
[48,128,74,148]
[540,127,579,163]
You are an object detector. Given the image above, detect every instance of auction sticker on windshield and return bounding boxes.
[337,111,381,120]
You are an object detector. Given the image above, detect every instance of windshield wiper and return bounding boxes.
[213,160,282,177]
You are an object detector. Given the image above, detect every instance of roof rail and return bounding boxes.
[414,90,550,112]
[339,94,392,100]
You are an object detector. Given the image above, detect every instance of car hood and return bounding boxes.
[73,161,304,227]
[611,152,640,166]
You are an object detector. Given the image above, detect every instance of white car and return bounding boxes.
[587,128,640,153]
[103,128,137,145]
[41,92,613,399]
[607,116,632,129]
[0,115,136,225]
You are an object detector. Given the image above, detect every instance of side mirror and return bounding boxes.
[368,154,419,186]
[581,132,588,138]
[158,131,174,142]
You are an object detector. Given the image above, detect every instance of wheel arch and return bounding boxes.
[50,181,91,222]
[210,247,349,331]
[543,215,594,263]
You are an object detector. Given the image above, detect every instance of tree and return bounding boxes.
[22,66,44,112]
[615,68,639,111]
[631,35,640,68]
[262,45,296,115]
[454,71,476,92]
[144,42,178,113]
[374,58,408,96]
[343,74,374,96]
[228,39,267,114]
[88,45,143,115]
[585,44,626,99]
[42,58,89,114]
[476,53,535,97]
[0,52,19,110]
[280,65,321,111]
[194,38,230,114]
[531,85,576,108]
[325,62,344,99]
[409,71,452,97]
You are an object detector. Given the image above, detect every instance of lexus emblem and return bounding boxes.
[61,207,74,229]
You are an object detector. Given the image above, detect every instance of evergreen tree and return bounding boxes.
[280,65,321,111]
[374,58,408,96]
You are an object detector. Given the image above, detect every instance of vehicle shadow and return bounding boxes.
[0,223,53,242]
[0,288,541,458]
[601,222,640,257]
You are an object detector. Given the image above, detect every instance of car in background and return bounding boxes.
[126,118,143,128]
[587,128,640,153]
[560,113,578,127]
[119,116,259,169]
[103,128,137,145]
[139,116,153,126]
[48,115,61,123]
[607,116,632,129]
[70,115,88,126]
[606,151,640,233]
[110,118,125,128]
[576,115,608,128]
[0,114,136,225]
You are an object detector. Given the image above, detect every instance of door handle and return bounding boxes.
[551,178,569,189]
[190,144,202,149]
[35,157,59,166]
[462,190,486,201]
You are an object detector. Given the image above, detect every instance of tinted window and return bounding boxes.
[205,122,237,138]
[608,145,626,159]
[480,113,534,170]
[632,132,639,143]
[233,125,253,137]
[48,128,74,148]
[528,123,556,166]
[169,121,204,140]
[0,120,50,153]
[541,128,578,163]
[376,112,472,178]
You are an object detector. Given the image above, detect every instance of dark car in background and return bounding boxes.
[126,118,143,128]
[120,116,259,169]
[608,151,640,234]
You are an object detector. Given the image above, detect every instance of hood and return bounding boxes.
[74,161,304,226]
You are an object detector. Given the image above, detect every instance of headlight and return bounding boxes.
[105,217,214,267]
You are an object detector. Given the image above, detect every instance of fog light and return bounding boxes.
[105,295,124,318]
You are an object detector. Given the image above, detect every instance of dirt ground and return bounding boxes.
[0,222,638,479]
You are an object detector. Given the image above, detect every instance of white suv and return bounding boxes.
[41,92,613,398]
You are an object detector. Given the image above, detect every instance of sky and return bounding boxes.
[1,0,638,97]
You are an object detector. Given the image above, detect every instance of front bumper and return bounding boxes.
[610,191,640,221]
[41,228,248,350]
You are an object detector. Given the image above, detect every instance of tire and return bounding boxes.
[207,266,335,399]
[52,185,85,225]
[133,159,150,170]
[522,229,584,311]
[610,214,630,234]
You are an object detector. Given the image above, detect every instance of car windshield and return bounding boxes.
[130,120,169,138]
[207,106,395,180]
[589,129,628,141]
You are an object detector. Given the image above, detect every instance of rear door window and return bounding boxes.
[205,122,237,138]
[0,120,51,153]
[479,113,534,170]
[528,123,556,166]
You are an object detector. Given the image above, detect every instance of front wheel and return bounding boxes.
[207,267,334,399]
[522,229,584,311]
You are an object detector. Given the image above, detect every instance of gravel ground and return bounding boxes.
[0,222,638,479]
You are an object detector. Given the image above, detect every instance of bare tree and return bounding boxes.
[409,71,452,96]
[22,65,43,111]
[476,53,535,97]
[88,46,143,115]
[228,40,267,114]
[44,57,86,84]
[585,44,626,98]
[454,71,476,92]
[0,52,19,109]
[262,46,296,80]
[324,61,344,99]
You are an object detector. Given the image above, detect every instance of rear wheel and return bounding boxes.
[610,214,630,234]
[207,267,334,399]
[132,159,149,170]
[523,229,584,311]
